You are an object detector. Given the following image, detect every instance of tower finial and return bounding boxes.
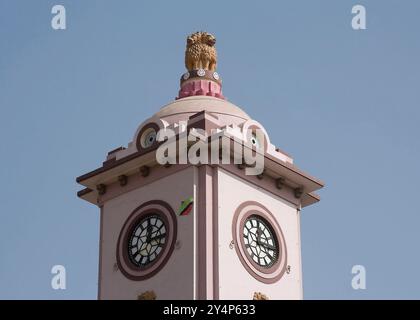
[177,31,224,100]
[185,31,217,71]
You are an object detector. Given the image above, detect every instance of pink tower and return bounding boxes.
[77,32,323,300]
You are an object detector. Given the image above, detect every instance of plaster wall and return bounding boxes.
[217,168,302,300]
[99,167,196,299]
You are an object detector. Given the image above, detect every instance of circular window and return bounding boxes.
[250,133,261,149]
[140,128,157,149]
[232,201,287,284]
[136,123,160,152]
[117,200,177,280]
[243,124,268,152]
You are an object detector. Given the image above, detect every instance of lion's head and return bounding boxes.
[187,31,216,47]
[203,32,216,46]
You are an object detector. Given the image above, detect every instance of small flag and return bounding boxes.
[178,197,193,216]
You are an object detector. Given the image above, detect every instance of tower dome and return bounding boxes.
[153,95,250,127]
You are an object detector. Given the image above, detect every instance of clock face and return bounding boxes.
[243,215,279,268]
[117,200,177,281]
[128,214,167,268]
[233,202,287,283]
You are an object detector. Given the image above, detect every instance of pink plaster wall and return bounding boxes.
[216,168,303,300]
[99,167,196,300]
[98,165,303,300]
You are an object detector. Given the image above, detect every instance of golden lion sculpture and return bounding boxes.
[185,31,217,71]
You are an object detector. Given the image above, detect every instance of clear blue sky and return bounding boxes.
[1,0,419,299]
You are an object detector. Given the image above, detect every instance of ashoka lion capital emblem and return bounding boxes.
[185,31,217,71]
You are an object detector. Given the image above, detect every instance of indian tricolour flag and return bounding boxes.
[177,197,193,216]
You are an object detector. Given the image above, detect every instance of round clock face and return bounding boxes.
[128,214,167,268]
[117,200,177,281]
[232,201,287,283]
[243,215,279,268]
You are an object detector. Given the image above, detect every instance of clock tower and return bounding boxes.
[77,32,323,300]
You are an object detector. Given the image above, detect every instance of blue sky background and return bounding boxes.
[1,0,419,299]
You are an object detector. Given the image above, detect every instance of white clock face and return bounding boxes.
[117,201,177,281]
[243,215,279,268]
[128,215,167,268]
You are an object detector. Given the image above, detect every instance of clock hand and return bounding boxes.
[256,223,264,245]
[255,229,260,244]
[149,233,165,242]
[260,241,276,251]
[146,220,153,242]
[254,220,261,244]
[138,241,147,251]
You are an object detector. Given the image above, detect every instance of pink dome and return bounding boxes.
[154,95,251,126]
